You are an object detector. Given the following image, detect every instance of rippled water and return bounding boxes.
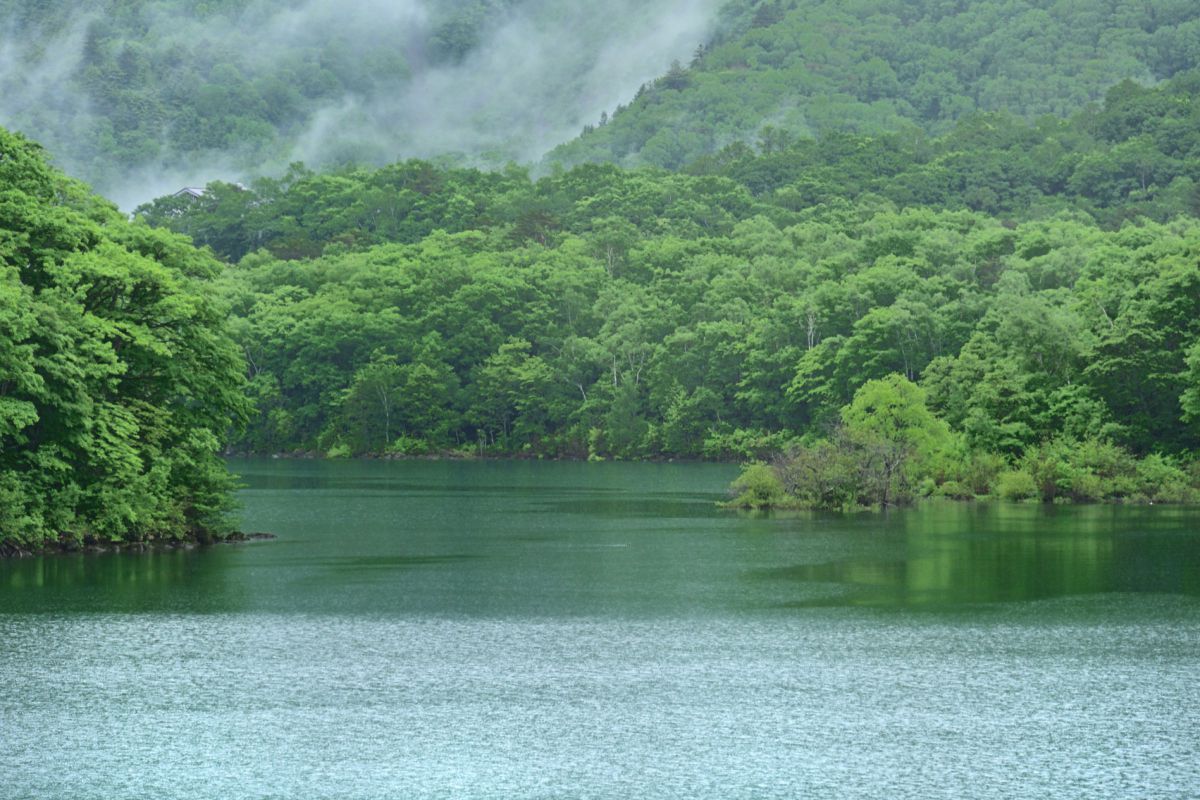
[2,459,1199,798]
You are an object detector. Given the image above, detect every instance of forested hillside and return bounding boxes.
[7,0,1199,203]
[686,72,1200,225]
[206,202,1200,467]
[134,70,1200,486]
[139,71,1200,263]
[0,128,248,552]
[5,0,1200,525]
[548,0,1200,169]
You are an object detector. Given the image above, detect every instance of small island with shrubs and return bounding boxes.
[727,374,1200,511]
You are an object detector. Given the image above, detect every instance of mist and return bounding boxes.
[0,0,722,208]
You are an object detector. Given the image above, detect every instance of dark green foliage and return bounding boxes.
[140,72,1200,267]
[0,128,248,549]
[687,71,1200,225]
[116,7,1200,484]
[549,0,1200,170]
[737,414,1199,510]
[1019,437,1197,503]
[132,116,1200,463]
[737,375,952,509]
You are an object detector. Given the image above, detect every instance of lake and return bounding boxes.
[2,459,1198,798]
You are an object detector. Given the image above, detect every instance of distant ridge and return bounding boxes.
[546,0,1200,170]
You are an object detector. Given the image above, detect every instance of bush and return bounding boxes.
[938,480,975,500]
[1022,437,1137,501]
[388,435,432,456]
[1069,472,1106,502]
[771,437,864,509]
[728,463,785,508]
[959,451,1006,496]
[703,428,798,461]
[1135,454,1195,503]
[997,470,1037,501]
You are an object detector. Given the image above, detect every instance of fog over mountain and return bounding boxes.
[0,0,721,207]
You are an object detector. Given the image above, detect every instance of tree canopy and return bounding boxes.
[126,53,1200,483]
[549,0,1200,170]
[0,127,248,550]
[7,1,1200,532]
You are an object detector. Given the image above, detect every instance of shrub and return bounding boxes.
[1135,454,1194,503]
[1069,472,1105,502]
[1022,437,1136,501]
[771,437,864,509]
[997,470,1037,501]
[388,435,432,456]
[728,463,785,508]
[959,451,1006,496]
[938,480,975,500]
[703,428,798,461]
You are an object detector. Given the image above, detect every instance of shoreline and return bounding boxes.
[226,450,741,465]
[722,494,1199,512]
[0,532,276,560]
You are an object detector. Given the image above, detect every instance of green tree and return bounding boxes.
[337,351,405,454]
[841,374,953,507]
[0,127,248,549]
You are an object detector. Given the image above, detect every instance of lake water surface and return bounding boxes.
[2,459,1199,798]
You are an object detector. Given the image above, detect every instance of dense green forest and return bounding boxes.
[550,0,1200,169]
[1,0,423,184]
[4,0,1200,541]
[0,129,248,552]
[140,70,1200,263]
[131,71,1200,509]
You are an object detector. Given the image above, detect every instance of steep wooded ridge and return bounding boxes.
[0,0,509,191]
[548,0,1200,170]
[0,129,249,552]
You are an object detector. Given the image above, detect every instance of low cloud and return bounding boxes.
[0,0,721,208]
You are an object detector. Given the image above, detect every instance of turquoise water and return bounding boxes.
[2,459,1198,798]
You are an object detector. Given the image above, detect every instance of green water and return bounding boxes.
[2,459,1198,798]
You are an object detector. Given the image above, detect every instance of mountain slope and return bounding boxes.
[130,69,1200,462]
[547,0,1200,170]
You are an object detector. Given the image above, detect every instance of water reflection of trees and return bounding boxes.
[0,547,245,614]
[774,504,1200,607]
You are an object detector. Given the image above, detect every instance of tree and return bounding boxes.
[394,334,461,445]
[0,126,248,549]
[1182,340,1200,426]
[337,351,404,453]
[841,374,952,507]
[469,339,555,448]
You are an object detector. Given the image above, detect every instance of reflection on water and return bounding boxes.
[2,461,1199,616]
[5,548,192,591]
[752,503,1200,608]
